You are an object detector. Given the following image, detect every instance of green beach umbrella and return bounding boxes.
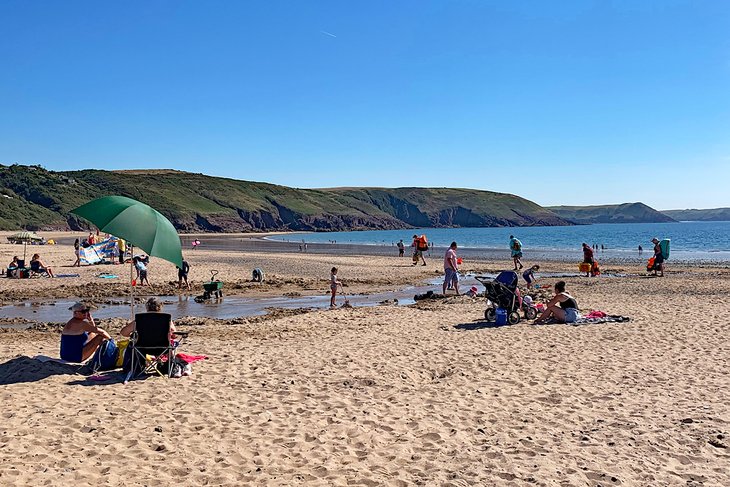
[71,195,183,268]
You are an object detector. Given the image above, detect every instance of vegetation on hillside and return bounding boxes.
[661,208,730,222]
[0,164,572,231]
[548,203,676,224]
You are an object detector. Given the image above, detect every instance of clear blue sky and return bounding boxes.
[1,1,728,210]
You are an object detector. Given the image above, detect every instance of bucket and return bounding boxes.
[495,307,508,325]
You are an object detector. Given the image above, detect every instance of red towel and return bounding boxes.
[176,353,208,364]
[585,311,607,319]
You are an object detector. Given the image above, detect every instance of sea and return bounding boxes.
[266,221,730,263]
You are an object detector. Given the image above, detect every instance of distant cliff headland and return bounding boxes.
[1,164,686,232]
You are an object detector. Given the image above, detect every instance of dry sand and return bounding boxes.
[1,234,729,485]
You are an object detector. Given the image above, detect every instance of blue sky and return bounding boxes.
[1,0,728,210]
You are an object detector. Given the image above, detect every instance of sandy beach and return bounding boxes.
[1,233,729,485]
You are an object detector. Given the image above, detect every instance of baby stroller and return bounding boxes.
[476,271,538,324]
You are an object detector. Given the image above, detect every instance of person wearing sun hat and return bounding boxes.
[651,237,664,277]
[60,302,111,362]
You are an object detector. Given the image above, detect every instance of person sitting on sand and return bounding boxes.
[7,256,20,278]
[533,281,580,324]
[30,253,55,277]
[120,297,177,338]
[60,302,112,362]
[330,267,342,308]
[522,265,540,289]
[442,242,460,295]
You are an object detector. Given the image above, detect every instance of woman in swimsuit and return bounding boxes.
[533,281,581,324]
[60,302,112,362]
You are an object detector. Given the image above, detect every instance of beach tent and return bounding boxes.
[71,196,183,319]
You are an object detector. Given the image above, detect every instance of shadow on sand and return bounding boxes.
[0,356,83,385]
[453,320,511,331]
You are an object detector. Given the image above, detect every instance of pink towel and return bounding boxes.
[177,353,208,363]
[585,310,607,319]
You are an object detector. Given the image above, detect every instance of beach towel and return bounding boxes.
[571,315,630,326]
[176,353,208,364]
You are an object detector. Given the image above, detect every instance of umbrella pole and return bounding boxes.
[130,244,135,320]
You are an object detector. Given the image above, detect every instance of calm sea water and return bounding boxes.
[268,221,730,262]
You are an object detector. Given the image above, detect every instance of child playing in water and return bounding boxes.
[522,265,540,289]
[330,267,341,308]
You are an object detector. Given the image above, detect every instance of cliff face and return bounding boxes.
[548,203,676,224]
[0,164,573,231]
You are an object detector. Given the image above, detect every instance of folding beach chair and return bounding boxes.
[29,261,51,278]
[123,312,188,382]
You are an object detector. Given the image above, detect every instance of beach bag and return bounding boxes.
[91,338,119,372]
[647,256,656,271]
[417,235,429,251]
[591,261,601,277]
[660,239,670,260]
[578,262,592,273]
[115,339,130,368]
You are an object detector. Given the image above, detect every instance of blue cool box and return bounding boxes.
[495,307,508,325]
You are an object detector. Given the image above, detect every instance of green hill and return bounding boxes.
[0,164,571,231]
[548,203,676,224]
[661,208,730,222]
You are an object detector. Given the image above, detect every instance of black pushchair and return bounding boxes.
[476,271,537,324]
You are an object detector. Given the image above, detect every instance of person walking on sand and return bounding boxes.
[177,259,191,290]
[330,267,342,308]
[73,238,81,267]
[443,242,460,295]
[509,235,523,270]
[397,239,405,257]
[411,235,427,266]
[582,243,594,277]
[651,237,665,277]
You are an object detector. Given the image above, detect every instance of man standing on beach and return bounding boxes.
[443,242,460,295]
[509,235,523,270]
[397,239,405,257]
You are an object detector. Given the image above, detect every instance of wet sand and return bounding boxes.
[1,232,729,485]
